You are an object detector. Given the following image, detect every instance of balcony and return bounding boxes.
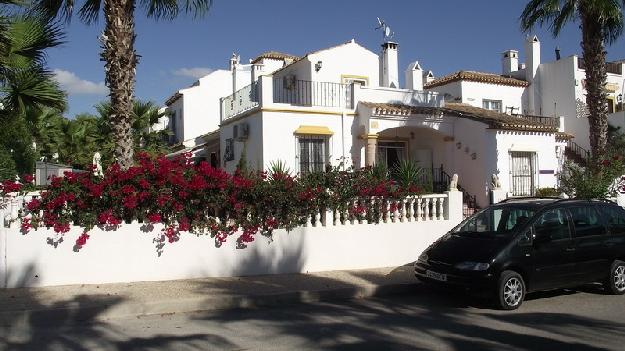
[273,78,353,109]
[512,114,561,129]
[221,82,259,122]
[578,58,623,75]
[220,76,443,122]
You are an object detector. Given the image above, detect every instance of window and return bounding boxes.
[454,206,535,236]
[569,206,606,237]
[377,141,406,170]
[298,135,329,174]
[169,111,177,143]
[533,208,571,241]
[510,152,536,196]
[482,99,503,112]
[599,205,625,235]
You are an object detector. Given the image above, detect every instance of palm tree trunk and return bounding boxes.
[101,0,138,170]
[580,8,608,161]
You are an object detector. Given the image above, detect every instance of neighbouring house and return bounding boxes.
[163,51,299,163]
[217,38,561,208]
[425,35,625,156]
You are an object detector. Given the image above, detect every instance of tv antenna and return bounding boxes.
[376,17,394,41]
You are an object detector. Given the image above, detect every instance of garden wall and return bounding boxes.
[1,191,463,288]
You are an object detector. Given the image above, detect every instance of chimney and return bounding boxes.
[251,63,263,83]
[525,35,541,114]
[555,46,561,60]
[230,52,241,94]
[405,61,423,90]
[380,42,399,88]
[502,50,519,76]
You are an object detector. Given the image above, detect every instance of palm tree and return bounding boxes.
[33,0,213,169]
[95,99,169,155]
[0,13,66,117]
[520,0,625,160]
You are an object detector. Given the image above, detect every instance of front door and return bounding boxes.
[530,208,577,290]
[510,151,536,196]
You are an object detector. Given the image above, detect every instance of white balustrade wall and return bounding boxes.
[0,191,463,288]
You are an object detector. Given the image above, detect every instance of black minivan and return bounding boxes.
[414,198,625,309]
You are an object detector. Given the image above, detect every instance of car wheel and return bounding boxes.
[497,270,525,310]
[604,260,625,295]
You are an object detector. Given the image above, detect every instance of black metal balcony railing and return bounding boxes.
[273,78,353,109]
[513,114,560,128]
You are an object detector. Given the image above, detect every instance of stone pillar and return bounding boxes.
[364,134,378,167]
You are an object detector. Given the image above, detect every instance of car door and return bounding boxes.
[598,204,625,262]
[530,208,577,291]
[567,205,610,283]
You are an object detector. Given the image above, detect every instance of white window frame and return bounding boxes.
[482,99,503,112]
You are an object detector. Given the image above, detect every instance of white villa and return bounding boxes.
[164,33,625,209]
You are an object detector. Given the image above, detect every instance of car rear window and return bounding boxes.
[569,206,606,238]
[599,205,625,235]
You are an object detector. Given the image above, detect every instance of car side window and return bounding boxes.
[533,208,571,241]
[569,206,606,238]
[599,205,625,235]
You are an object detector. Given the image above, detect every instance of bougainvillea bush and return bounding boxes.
[1,153,428,251]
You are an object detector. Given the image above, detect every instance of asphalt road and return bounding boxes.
[2,283,625,351]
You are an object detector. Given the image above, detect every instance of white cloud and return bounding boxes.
[52,69,108,95]
[173,67,214,79]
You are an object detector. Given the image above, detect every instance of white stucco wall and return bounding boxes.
[609,111,625,130]
[1,191,463,288]
[494,131,558,193]
[220,111,264,173]
[260,110,355,173]
[459,81,524,113]
[308,41,380,86]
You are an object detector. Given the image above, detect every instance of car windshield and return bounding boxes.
[453,206,535,236]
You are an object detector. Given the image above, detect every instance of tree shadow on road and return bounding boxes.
[0,263,236,351]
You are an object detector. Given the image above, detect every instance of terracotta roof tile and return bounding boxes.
[360,101,558,132]
[251,51,300,64]
[424,71,529,89]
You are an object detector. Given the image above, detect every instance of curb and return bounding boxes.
[0,282,420,324]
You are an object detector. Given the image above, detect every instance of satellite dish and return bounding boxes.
[384,26,391,38]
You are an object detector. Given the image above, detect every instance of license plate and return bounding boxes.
[426,270,447,282]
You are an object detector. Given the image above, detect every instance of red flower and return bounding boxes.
[20,218,32,232]
[147,213,162,223]
[22,174,34,184]
[75,232,90,247]
[26,198,41,212]
[178,217,191,231]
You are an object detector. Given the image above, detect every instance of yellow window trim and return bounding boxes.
[294,125,334,136]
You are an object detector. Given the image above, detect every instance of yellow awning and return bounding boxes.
[293,125,334,136]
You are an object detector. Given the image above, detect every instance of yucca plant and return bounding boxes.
[268,160,291,180]
[368,162,389,181]
[392,159,424,188]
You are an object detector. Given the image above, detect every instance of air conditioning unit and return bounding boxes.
[236,123,250,141]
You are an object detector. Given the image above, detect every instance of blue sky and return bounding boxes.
[46,0,625,117]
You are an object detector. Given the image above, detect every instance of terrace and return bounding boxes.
[220,76,444,123]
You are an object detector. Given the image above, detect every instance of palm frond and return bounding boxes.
[30,0,76,23]
[1,65,67,115]
[139,0,212,20]
[3,15,64,68]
